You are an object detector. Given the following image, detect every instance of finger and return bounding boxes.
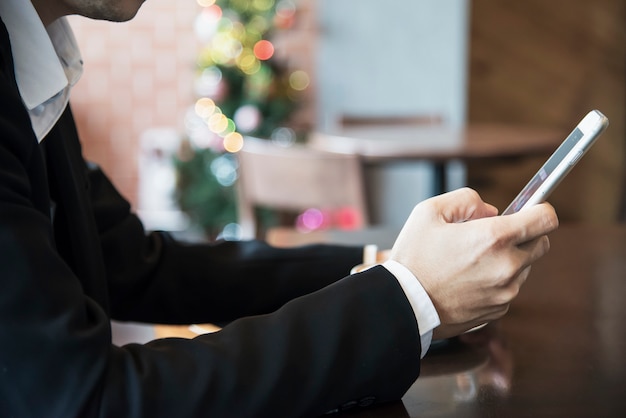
[496,202,559,245]
[517,235,551,265]
[461,304,510,330]
[497,266,532,309]
[434,187,499,223]
[501,237,548,289]
[513,265,532,288]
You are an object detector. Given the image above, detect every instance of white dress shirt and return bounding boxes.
[0,0,82,141]
[0,0,440,358]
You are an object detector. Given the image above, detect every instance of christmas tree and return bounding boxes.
[174,0,308,239]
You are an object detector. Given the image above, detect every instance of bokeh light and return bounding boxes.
[274,1,296,29]
[218,222,242,241]
[231,21,247,40]
[222,119,237,136]
[253,40,275,61]
[185,107,214,149]
[271,127,296,147]
[334,207,362,230]
[223,132,244,153]
[194,5,222,41]
[289,70,309,91]
[194,97,216,118]
[253,0,276,12]
[248,15,270,36]
[194,66,223,98]
[230,0,251,12]
[208,112,229,133]
[210,154,238,186]
[234,105,261,132]
[211,32,243,64]
[296,208,326,232]
[238,51,261,74]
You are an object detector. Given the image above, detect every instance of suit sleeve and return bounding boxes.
[86,165,366,325]
[102,266,422,417]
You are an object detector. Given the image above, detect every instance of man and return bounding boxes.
[0,0,558,417]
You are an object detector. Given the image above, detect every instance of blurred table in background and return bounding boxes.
[310,124,564,226]
[269,224,626,417]
[312,124,563,162]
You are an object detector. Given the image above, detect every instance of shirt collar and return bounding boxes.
[0,0,83,111]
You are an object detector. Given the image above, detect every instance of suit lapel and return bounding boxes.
[0,18,16,88]
[43,106,110,313]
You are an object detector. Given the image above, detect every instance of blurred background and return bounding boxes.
[67,0,625,241]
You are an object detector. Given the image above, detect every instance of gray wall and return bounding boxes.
[316,0,470,128]
[316,0,470,226]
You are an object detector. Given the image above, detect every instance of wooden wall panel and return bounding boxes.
[467,0,625,222]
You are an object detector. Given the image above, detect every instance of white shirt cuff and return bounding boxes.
[382,259,440,358]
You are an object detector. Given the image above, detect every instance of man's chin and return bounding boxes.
[89,0,147,23]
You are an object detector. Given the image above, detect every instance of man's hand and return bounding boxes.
[389,188,559,340]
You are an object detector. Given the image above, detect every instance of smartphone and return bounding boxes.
[502,109,609,215]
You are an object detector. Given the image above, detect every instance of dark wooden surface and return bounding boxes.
[287,225,626,417]
[310,124,563,164]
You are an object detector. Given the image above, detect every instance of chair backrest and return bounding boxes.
[236,137,368,239]
[339,114,443,128]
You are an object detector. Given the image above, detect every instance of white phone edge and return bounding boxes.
[502,109,609,215]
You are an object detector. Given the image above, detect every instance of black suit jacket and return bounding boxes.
[0,18,421,417]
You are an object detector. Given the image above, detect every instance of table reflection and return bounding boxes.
[403,323,513,416]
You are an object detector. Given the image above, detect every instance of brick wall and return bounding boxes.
[69,1,202,208]
[68,0,317,209]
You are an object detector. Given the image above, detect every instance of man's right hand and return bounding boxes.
[389,188,559,340]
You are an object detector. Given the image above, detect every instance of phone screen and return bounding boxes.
[501,110,608,216]
[504,128,584,214]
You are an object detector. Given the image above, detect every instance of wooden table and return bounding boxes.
[309,123,564,194]
[283,225,626,417]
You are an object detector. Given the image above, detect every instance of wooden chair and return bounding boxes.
[236,137,369,239]
[338,114,443,128]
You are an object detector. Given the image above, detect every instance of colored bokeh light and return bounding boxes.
[274,0,296,29]
[208,113,229,133]
[223,132,244,153]
[203,4,222,19]
[253,40,275,61]
[253,0,276,12]
[194,97,216,118]
[248,15,270,36]
[289,70,309,91]
[296,208,326,232]
[210,154,238,186]
[334,207,363,230]
[238,51,261,74]
[234,104,261,132]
